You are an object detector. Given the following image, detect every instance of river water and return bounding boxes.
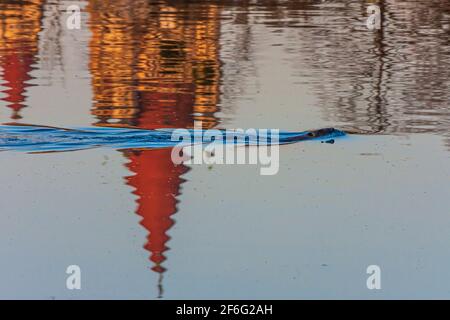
[0,0,449,299]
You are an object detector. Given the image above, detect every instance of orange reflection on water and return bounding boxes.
[0,0,43,119]
[88,1,221,129]
[87,1,222,296]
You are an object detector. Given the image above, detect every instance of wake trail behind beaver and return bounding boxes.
[0,125,346,152]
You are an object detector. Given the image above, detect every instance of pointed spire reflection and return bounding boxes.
[0,0,43,120]
[125,148,189,274]
[87,0,222,297]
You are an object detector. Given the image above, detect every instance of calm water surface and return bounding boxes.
[0,0,450,299]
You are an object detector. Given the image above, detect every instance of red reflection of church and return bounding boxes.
[0,0,43,120]
[126,149,189,274]
[123,87,198,276]
[1,54,34,119]
[88,1,221,296]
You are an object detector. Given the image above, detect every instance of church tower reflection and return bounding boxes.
[88,1,221,297]
[0,0,43,120]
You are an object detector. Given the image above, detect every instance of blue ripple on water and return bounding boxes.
[0,125,346,152]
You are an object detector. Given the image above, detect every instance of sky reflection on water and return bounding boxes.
[0,0,449,299]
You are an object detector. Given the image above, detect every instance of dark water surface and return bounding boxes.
[0,0,450,299]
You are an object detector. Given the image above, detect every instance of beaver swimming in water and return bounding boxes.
[0,124,346,152]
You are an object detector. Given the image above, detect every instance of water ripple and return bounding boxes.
[0,125,345,152]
